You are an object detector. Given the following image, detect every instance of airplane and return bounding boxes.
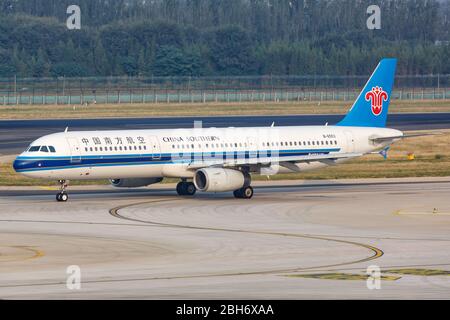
[14,58,411,201]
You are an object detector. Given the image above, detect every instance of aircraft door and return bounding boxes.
[246,136,258,161]
[344,131,355,153]
[148,136,161,159]
[67,137,81,163]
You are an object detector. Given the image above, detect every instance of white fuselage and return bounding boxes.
[13,125,401,180]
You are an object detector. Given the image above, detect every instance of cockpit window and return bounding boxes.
[40,146,49,152]
[49,146,56,153]
[28,146,40,152]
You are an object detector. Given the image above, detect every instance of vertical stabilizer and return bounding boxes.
[337,58,397,127]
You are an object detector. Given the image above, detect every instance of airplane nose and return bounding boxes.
[13,158,22,172]
[13,156,31,172]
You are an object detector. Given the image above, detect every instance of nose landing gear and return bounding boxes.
[56,180,69,202]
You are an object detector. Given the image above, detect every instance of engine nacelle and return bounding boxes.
[110,177,163,188]
[193,168,250,192]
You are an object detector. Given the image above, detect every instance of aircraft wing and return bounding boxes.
[187,152,362,170]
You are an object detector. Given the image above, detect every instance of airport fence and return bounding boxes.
[0,74,449,105]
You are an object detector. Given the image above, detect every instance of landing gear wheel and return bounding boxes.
[56,180,69,202]
[176,181,196,196]
[176,182,184,195]
[56,192,68,202]
[185,182,196,196]
[233,186,253,199]
[242,186,253,198]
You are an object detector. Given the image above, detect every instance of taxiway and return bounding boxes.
[0,178,449,299]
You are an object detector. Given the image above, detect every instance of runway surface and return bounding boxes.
[0,179,449,299]
[1,113,449,155]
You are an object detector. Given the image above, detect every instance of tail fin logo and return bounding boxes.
[365,86,388,116]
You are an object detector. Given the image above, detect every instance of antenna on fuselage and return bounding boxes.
[64,126,69,133]
[271,122,275,127]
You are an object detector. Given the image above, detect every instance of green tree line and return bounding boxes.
[0,0,449,77]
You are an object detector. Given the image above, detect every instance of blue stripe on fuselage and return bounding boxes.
[14,148,340,173]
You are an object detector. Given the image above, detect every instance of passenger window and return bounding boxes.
[29,146,40,152]
[85,147,88,152]
[40,146,49,152]
[143,146,147,150]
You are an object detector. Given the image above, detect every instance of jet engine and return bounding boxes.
[193,168,250,192]
[110,177,163,188]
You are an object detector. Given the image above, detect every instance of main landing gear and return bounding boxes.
[176,180,196,196]
[56,180,69,202]
[233,186,254,199]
